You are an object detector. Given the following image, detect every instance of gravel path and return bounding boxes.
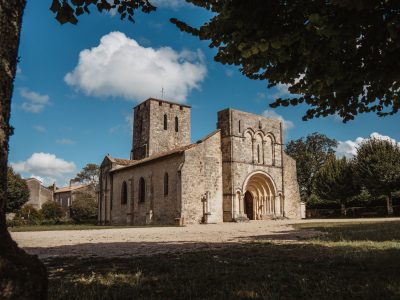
[11,218,399,259]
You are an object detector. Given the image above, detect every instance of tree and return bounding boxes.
[6,167,29,213]
[0,1,155,298]
[285,133,337,202]
[354,138,400,215]
[314,156,361,215]
[40,201,64,221]
[70,191,97,223]
[72,163,99,185]
[172,1,400,121]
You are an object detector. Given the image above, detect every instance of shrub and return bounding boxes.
[70,192,97,223]
[16,204,43,225]
[41,201,65,221]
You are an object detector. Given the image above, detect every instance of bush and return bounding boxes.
[15,204,43,225]
[41,201,65,221]
[70,192,97,223]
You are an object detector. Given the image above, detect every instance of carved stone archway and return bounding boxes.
[241,171,279,219]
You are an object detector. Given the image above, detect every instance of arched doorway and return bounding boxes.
[242,171,278,219]
[244,191,254,220]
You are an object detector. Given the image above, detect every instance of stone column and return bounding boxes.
[239,194,245,215]
[262,141,266,165]
[275,195,281,216]
[252,138,256,164]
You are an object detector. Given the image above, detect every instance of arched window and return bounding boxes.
[257,144,260,163]
[121,181,128,204]
[163,114,167,130]
[175,116,179,132]
[139,177,145,203]
[164,172,169,196]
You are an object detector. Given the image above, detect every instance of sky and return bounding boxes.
[9,0,400,187]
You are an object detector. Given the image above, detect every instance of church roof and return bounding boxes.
[109,129,220,173]
[110,144,195,173]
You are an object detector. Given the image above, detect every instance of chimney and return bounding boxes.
[52,182,56,192]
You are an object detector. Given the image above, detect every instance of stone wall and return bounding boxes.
[181,131,223,224]
[108,154,185,225]
[282,153,301,218]
[25,179,53,209]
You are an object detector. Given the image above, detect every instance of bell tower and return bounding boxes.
[131,98,191,160]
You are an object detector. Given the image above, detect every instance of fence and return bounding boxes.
[306,205,400,218]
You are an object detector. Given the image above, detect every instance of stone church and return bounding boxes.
[98,98,301,225]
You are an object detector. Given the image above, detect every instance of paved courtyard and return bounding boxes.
[11,218,399,259]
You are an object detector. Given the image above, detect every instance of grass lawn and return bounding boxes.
[44,221,400,299]
[9,224,175,232]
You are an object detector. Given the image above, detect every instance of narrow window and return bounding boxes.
[139,177,145,203]
[164,114,168,130]
[257,144,260,163]
[175,116,179,132]
[179,106,183,110]
[170,103,173,108]
[159,101,162,106]
[238,120,241,133]
[164,173,169,196]
[121,181,128,204]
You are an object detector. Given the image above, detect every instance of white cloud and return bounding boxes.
[272,83,291,99]
[11,153,76,181]
[19,88,50,113]
[336,132,400,158]
[33,125,46,132]
[56,138,75,145]
[65,31,207,103]
[262,110,294,131]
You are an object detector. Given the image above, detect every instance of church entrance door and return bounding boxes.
[244,191,254,220]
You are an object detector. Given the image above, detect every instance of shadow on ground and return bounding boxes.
[22,221,400,299]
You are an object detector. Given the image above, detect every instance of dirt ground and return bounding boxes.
[11,218,399,259]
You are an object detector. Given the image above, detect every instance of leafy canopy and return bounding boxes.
[314,156,361,205]
[70,191,97,223]
[285,133,337,201]
[6,167,29,213]
[50,0,156,24]
[72,163,100,185]
[354,138,400,196]
[172,0,400,121]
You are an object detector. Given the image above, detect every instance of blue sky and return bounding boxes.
[9,0,400,186]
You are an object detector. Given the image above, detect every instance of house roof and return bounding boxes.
[54,184,91,194]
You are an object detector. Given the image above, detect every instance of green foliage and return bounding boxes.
[50,0,156,24]
[314,156,361,205]
[6,167,30,213]
[72,163,99,185]
[16,204,43,225]
[354,138,400,197]
[285,133,337,202]
[41,201,65,221]
[70,192,97,223]
[172,1,400,121]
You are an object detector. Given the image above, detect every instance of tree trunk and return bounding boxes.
[0,1,48,299]
[386,193,393,216]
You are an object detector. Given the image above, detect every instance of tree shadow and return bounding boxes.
[35,240,400,300]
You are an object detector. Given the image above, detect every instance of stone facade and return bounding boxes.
[25,178,53,209]
[98,98,301,225]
